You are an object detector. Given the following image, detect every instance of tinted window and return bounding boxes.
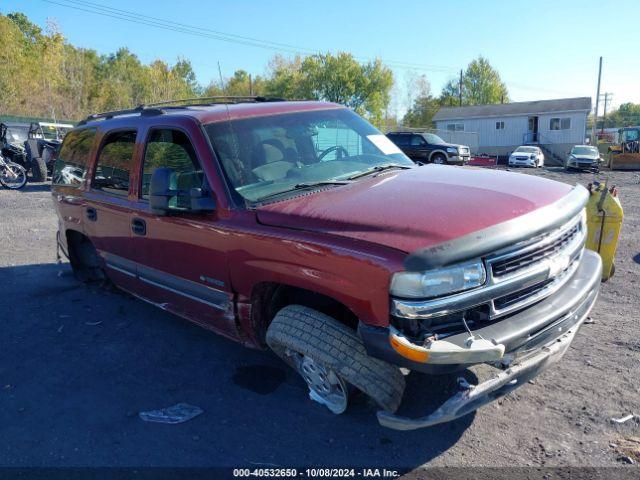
[410,135,425,146]
[141,129,203,204]
[53,128,97,187]
[93,130,136,196]
[388,134,409,146]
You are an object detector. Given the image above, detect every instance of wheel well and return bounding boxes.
[429,150,447,161]
[250,282,359,346]
[65,229,87,268]
[65,230,103,280]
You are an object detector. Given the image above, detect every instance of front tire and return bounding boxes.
[0,161,27,189]
[266,305,405,414]
[432,153,447,165]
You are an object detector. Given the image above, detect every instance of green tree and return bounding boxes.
[604,103,640,128]
[403,96,440,128]
[273,52,393,127]
[402,73,439,127]
[439,57,509,106]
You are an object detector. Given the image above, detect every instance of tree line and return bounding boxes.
[18,10,637,131]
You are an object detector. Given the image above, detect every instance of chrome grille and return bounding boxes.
[491,222,581,277]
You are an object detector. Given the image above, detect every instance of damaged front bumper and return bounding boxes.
[359,249,602,430]
[377,307,590,430]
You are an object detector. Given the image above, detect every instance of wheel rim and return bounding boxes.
[294,354,349,414]
[1,164,26,188]
[433,156,444,164]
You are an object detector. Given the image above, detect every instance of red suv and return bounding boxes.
[52,98,601,430]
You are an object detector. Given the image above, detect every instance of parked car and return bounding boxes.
[24,121,73,181]
[565,145,602,171]
[386,131,470,165]
[508,146,544,168]
[52,98,601,430]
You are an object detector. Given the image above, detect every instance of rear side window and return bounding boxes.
[141,129,203,203]
[52,128,97,187]
[388,134,409,146]
[92,130,136,197]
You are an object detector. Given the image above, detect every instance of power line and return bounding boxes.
[38,0,581,97]
[41,0,456,72]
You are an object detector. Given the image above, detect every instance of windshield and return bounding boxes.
[39,125,70,141]
[514,146,537,153]
[205,108,413,203]
[571,146,598,156]
[7,127,28,143]
[423,133,446,145]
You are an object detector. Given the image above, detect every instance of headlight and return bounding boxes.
[530,154,537,159]
[446,147,457,154]
[390,260,486,299]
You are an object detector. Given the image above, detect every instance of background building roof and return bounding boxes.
[433,97,592,121]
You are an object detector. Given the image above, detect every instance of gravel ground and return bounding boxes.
[1,168,639,474]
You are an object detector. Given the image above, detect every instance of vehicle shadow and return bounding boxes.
[2,262,474,469]
[20,182,51,193]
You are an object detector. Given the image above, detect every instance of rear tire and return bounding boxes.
[30,157,47,182]
[266,305,405,414]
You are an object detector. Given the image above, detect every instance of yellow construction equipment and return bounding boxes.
[607,127,640,170]
[585,181,624,280]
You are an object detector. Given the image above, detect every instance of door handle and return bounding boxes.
[131,218,146,236]
[86,207,97,221]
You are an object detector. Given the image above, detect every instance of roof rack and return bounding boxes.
[77,96,287,125]
[144,96,286,108]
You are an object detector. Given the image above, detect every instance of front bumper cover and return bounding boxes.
[377,310,588,430]
[359,250,601,430]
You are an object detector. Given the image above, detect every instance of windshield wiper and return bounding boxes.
[346,164,412,181]
[254,180,351,203]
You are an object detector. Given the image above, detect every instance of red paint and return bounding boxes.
[52,101,574,347]
[467,156,498,168]
[257,165,571,253]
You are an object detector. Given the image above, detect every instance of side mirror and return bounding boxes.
[189,188,216,212]
[149,168,215,215]
[149,168,176,215]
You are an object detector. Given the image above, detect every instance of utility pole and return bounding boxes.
[458,69,463,106]
[249,74,253,96]
[601,92,613,134]
[591,56,602,145]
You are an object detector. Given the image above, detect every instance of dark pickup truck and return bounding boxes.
[386,131,471,165]
[52,98,601,430]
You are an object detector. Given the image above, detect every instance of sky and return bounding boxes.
[3,0,639,116]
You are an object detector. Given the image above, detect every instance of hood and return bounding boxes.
[511,151,536,157]
[571,154,599,160]
[441,143,468,150]
[256,165,573,254]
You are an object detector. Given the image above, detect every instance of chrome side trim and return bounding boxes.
[107,264,137,278]
[404,184,589,271]
[103,253,230,311]
[137,264,231,311]
[139,276,229,311]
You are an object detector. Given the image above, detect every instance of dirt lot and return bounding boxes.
[1,167,639,473]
